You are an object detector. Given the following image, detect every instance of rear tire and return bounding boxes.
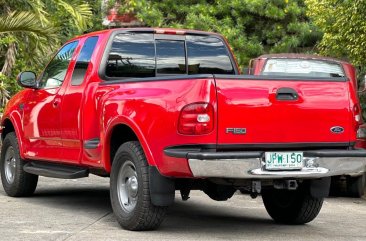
[262,184,323,224]
[0,132,38,197]
[347,174,365,198]
[110,141,167,231]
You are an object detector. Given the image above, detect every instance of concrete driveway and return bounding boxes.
[0,175,365,241]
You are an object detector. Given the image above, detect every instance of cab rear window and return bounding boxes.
[186,35,234,75]
[261,59,345,78]
[156,40,186,75]
[105,33,235,79]
[106,33,155,78]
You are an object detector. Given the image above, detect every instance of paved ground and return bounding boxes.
[0,175,365,241]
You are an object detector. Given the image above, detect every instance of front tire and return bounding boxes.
[110,141,167,231]
[0,132,38,197]
[262,184,323,224]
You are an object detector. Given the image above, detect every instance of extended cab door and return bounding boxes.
[23,41,79,161]
[59,36,99,163]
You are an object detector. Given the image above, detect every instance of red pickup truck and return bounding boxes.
[1,28,366,231]
[248,53,366,197]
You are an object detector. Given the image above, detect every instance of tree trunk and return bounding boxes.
[1,42,17,77]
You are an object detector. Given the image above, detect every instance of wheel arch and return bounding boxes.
[1,115,26,159]
[1,118,15,141]
[103,117,156,172]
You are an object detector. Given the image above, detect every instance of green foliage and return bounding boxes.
[0,11,58,66]
[0,0,93,102]
[0,11,55,36]
[86,0,104,32]
[42,0,93,42]
[306,0,366,67]
[305,0,366,113]
[57,1,92,31]
[111,0,321,67]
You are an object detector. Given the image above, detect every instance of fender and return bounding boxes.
[2,112,26,159]
[102,115,156,172]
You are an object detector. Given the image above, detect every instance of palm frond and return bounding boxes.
[0,11,59,68]
[26,0,50,26]
[0,11,57,40]
[57,0,92,32]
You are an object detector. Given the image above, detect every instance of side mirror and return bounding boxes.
[17,71,37,88]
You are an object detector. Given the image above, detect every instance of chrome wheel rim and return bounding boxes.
[117,161,138,213]
[4,146,16,184]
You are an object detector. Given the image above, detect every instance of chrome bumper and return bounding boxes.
[164,147,366,179]
[188,157,366,179]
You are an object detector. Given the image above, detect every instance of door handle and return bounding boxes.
[53,99,60,108]
[276,88,299,101]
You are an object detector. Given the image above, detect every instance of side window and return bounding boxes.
[39,41,78,88]
[186,36,234,75]
[156,40,186,75]
[106,33,155,78]
[71,36,99,85]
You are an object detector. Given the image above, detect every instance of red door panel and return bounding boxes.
[22,40,80,162]
[23,88,63,160]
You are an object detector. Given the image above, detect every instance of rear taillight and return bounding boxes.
[353,104,362,130]
[178,102,214,135]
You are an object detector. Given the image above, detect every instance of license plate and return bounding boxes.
[265,152,303,170]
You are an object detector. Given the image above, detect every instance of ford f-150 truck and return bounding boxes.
[248,53,366,197]
[1,28,366,231]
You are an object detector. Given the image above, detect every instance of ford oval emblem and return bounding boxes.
[330,126,344,134]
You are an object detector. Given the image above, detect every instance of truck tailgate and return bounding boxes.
[215,75,353,145]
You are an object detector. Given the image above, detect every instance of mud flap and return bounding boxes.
[149,166,175,206]
[310,177,331,198]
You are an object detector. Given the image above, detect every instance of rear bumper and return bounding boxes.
[164,148,366,179]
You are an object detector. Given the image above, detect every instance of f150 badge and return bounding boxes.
[226,128,246,134]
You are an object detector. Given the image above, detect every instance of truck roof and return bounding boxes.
[69,27,222,42]
[256,53,350,65]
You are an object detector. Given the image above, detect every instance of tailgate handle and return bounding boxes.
[276,88,298,101]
